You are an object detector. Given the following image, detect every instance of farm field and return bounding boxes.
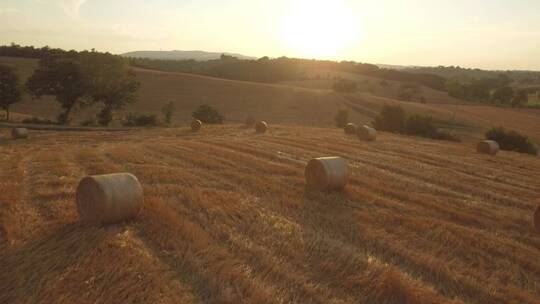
[2,56,540,144]
[1,125,539,303]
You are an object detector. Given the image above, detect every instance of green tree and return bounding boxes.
[334,109,349,128]
[79,51,139,126]
[161,101,176,125]
[26,54,85,124]
[0,64,22,121]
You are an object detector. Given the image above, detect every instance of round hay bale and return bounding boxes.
[11,128,28,139]
[305,157,349,191]
[477,140,500,155]
[534,206,540,233]
[76,173,144,225]
[358,125,377,141]
[191,120,202,132]
[344,123,357,135]
[255,121,268,134]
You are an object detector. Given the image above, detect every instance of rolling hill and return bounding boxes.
[122,50,256,61]
[1,56,540,143]
[1,125,539,303]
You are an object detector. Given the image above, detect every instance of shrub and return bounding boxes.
[334,110,349,128]
[373,105,406,133]
[373,105,459,142]
[123,113,158,127]
[404,114,437,137]
[485,127,538,155]
[192,104,224,124]
[332,79,357,93]
[161,101,176,125]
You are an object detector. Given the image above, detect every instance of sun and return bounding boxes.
[280,0,357,59]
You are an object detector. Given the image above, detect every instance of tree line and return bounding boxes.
[128,54,447,91]
[445,74,532,106]
[0,48,139,125]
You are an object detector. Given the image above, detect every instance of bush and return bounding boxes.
[22,117,57,125]
[404,114,437,137]
[334,110,349,128]
[192,104,224,124]
[332,79,357,93]
[161,101,176,125]
[373,105,459,142]
[486,127,538,155]
[123,113,158,127]
[373,105,406,133]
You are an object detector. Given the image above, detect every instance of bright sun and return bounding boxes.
[281,0,357,59]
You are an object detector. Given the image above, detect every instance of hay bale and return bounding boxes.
[305,157,349,191]
[255,121,268,134]
[477,140,500,155]
[358,125,377,141]
[11,128,28,139]
[191,120,202,132]
[344,123,357,135]
[76,173,144,225]
[534,206,540,233]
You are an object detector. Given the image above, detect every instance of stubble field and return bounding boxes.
[1,125,539,303]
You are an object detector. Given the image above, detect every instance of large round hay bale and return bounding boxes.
[534,206,540,233]
[358,125,377,141]
[344,123,357,135]
[477,140,500,155]
[255,121,268,134]
[305,157,349,191]
[76,173,144,225]
[191,120,202,132]
[11,128,28,139]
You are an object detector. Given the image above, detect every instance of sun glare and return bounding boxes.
[281,0,357,59]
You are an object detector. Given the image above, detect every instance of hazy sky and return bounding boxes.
[1,0,539,70]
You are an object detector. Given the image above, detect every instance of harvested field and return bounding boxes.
[1,125,539,303]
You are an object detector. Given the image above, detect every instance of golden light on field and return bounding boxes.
[280,0,358,58]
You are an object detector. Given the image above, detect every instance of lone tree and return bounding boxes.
[26,51,139,125]
[161,101,176,125]
[79,51,139,126]
[0,64,22,121]
[26,53,85,124]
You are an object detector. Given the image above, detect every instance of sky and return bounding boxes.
[0,0,539,70]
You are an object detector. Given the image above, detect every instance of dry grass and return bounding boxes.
[1,125,539,303]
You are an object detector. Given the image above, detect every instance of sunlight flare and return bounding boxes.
[281,0,358,58]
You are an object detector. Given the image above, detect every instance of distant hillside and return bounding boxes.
[403,66,540,85]
[122,50,256,61]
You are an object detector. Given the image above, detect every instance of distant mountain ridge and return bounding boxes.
[121,50,256,61]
